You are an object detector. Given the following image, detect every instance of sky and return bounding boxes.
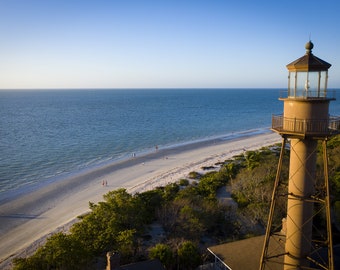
[0,0,339,89]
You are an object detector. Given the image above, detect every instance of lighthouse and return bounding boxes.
[260,41,340,269]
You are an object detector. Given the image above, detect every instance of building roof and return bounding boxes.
[208,235,284,270]
[208,235,340,270]
[118,259,165,270]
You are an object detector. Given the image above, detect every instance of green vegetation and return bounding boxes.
[231,145,289,229]
[326,135,340,229]
[13,136,340,270]
[149,244,174,269]
[178,178,189,186]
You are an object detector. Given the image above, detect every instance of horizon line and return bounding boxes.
[1,87,339,91]
[0,87,289,91]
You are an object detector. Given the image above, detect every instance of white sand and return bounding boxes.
[0,131,281,267]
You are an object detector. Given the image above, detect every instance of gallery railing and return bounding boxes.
[279,90,336,100]
[272,114,340,137]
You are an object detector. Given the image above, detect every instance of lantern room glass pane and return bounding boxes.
[319,71,328,97]
[296,71,308,97]
[305,71,328,97]
[307,72,318,97]
[288,72,296,97]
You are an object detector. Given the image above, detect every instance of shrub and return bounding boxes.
[188,171,201,179]
[149,243,174,269]
[179,178,189,186]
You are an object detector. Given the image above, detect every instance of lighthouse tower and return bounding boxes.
[260,41,340,270]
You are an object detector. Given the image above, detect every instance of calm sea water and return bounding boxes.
[0,88,339,200]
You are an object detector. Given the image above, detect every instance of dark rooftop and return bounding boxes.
[208,235,283,270]
[117,259,165,270]
[208,235,340,270]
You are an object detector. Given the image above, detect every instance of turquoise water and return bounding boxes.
[0,88,338,200]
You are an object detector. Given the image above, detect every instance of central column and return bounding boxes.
[284,138,317,269]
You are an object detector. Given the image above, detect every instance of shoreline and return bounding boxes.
[0,131,281,268]
[0,127,271,204]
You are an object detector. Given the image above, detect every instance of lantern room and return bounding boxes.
[286,40,331,98]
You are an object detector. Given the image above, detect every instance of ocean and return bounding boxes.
[0,88,339,201]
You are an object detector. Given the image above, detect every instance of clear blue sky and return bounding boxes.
[0,0,339,89]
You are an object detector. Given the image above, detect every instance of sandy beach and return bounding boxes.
[0,131,281,268]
